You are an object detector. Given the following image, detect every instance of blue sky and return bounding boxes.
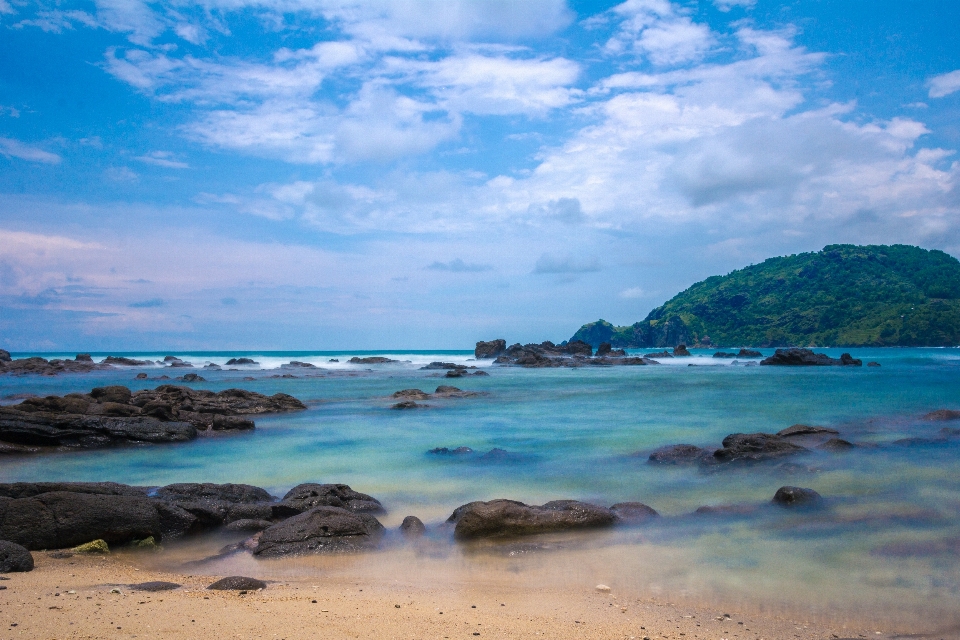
[1,0,959,350]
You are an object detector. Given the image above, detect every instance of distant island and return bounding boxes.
[571,244,960,348]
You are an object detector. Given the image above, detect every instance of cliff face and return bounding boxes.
[571,244,960,348]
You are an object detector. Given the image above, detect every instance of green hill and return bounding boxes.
[571,244,960,348]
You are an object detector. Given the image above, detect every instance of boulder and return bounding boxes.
[420,362,475,370]
[102,356,152,366]
[399,516,426,538]
[738,349,762,357]
[155,483,273,504]
[644,351,673,359]
[208,576,267,590]
[391,401,424,409]
[75,354,93,362]
[153,483,276,532]
[0,491,161,550]
[348,357,397,365]
[253,507,385,557]
[0,540,33,572]
[596,342,613,356]
[90,386,134,404]
[225,519,273,532]
[279,483,383,515]
[610,502,659,523]
[772,486,822,507]
[72,539,109,553]
[225,358,258,365]
[449,499,617,540]
[647,444,712,465]
[0,350,10,362]
[760,348,862,366]
[475,339,507,359]
[0,482,148,499]
[713,433,807,464]
[392,389,430,401]
[1,356,110,376]
[817,438,855,451]
[713,352,737,358]
[673,344,691,356]
[281,361,317,369]
[867,361,881,367]
[777,424,840,437]
[178,373,205,382]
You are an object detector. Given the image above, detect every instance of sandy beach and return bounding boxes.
[0,548,923,640]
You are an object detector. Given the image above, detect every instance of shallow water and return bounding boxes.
[3,347,960,631]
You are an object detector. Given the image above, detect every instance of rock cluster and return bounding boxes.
[0,385,306,451]
[0,353,112,376]
[760,348,862,366]
[482,339,658,368]
[713,349,763,358]
[348,357,398,365]
[389,386,483,408]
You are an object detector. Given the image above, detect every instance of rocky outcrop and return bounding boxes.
[253,507,385,557]
[0,540,34,572]
[673,344,691,356]
[348,357,398,365]
[760,348,862,366]
[0,385,305,452]
[777,425,840,437]
[0,350,10,362]
[475,339,506,359]
[390,387,481,404]
[610,502,659,523]
[225,358,258,365]
[647,444,713,465]
[278,483,384,515]
[713,433,807,464]
[399,516,426,538]
[772,486,822,507]
[738,349,762,357]
[0,355,113,376]
[448,499,617,540]
[102,356,152,366]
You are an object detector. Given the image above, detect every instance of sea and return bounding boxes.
[2,347,960,632]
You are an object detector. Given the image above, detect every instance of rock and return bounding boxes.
[0,481,148,499]
[596,342,613,356]
[475,339,507,359]
[420,362,473,370]
[923,409,960,421]
[72,539,110,554]
[713,433,807,464]
[135,373,148,380]
[428,446,474,455]
[152,483,275,532]
[178,373,205,382]
[155,483,273,504]
[254,507,385,557]
[817,438,855,451]
[472,370,490,376]
[445,369,467,378]
[0,350,10,362]
[673,344,691,356]
[225,519,273,532]
[736,349,760,357]
[772,486,822,507]
[0,408,197,447]
[0,541,34,572]
[1,355,112,376]
[348,357,397,365]
[644,351,673,359]
[610,502,659,523]
[478,447,516,462]
[391,401,425,409]
[392,389,430,401]
[129,581,180,591]
[433,386,480,398]
[203,364,222,370]
[208,576,267,590]
[75,354,93,362]
[759,348,862,366]
[713,352,737,358]
[153,502,198,540]
[399,516,426,538]
[281,361,317,369]
[867,361,881,367]
[776,424,840,437]
[647,444,712,465]
[133,536,158,549]
[91,386,134,404]
[225,358,258,365]
[279,483,383,515]
[449,499,617,540]
[102,356,152,366]
[693,504,757,516]
[595,584,611,593]
[564,340,593,356]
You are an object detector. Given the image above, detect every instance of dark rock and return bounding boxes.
[647,444,712,465]
[211,415,255,431]
[225,519,273,532]
[178,373,205,382]
[472,370,490,376]
[328,359,339,363]
[738,349,762,357]
[208,576,267,590]
[445,369,467,378]
[392,389,430,401]
[713,433,807,464]
[475,339,507,359]
[254,507,385,556]
[102,356,152,366]
[596,342,613,356]
[168,362,193,368]
[478,447,515,462]
[644,351,673,359]
[391,401,425,409]
[75,354,93,362]
[867,361,881,367]
[135,373,148,380]
[817,438,855,451]
[225,358,258,365]
[281,361,317,369]
[399,516,426,538]
[434,386,480,398]
[0,540,34,572]
[923,409,960,421]
[564,340,593,356]
[673,344,691,356]
[1,356,112,376]
[420,362,474,370]
[0,350,10,362]
[0,408,197,447]
[163,356,183,363]
[152,483,275,533]
[693,504,757,516]
[129,581,180,591]
[90,386,133,404]
[0,490,161,549]
[0,482,148,499]
[772,486,822,507]
[760,348,862,366]
[348,357,397,365]
[153,501,197,540]
[449,499,617,540]
[279,483,382,515]
[713,352,738,358]
[428,446,474,455]
[610,502,659,523]
[203,364,222,370]
[155,483,273,505]
[777,424,840,437]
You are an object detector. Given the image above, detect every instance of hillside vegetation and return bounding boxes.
[572,244,960,348]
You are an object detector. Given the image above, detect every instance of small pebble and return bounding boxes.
[596,584,611,593]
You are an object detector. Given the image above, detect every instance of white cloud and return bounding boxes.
[0,138,61,164]
[619,287,645,298]
[425,258,493,272]
[606,0,714,66]
[928,69,960,98]
[713,0,755,11]
[135,151,190,169]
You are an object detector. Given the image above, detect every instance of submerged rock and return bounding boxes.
[713,433,807,464]
[129,581,180,592]
[760,348,862,366]
[103,356,152,366]
[0,540,34,572]
[392,389,430,401]
[610,502,659,523]
[348,357,397,365]
[449,499,617,540]
[254,507,385,557]
[225,358,258,365]
[647,444,712,465]
[817,438,855,451]
[777,424,840,437]
[391,401,425,409]
[737,349,763,357]
[399,515,426,538]
[772,486,822,507]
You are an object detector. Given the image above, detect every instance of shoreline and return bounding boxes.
[0,550,927,640]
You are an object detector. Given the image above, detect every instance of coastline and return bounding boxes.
[1,550,915,640]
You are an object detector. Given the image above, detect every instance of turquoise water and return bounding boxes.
[3,347,960,628]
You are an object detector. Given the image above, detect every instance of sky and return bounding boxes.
[1,0,959,351]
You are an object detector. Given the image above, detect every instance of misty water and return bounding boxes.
[3,347,960,630]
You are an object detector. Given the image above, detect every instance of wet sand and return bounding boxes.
[0,551,924,640]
